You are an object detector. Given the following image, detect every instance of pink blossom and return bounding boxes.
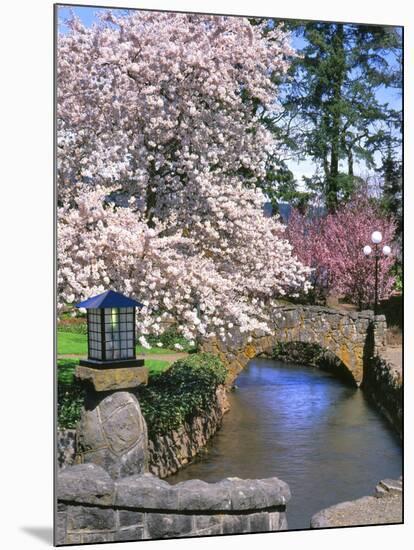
[286,195,397,308]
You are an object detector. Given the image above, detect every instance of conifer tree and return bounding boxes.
[279,22,402,211]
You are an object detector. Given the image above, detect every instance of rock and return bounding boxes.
[66,505,116,531]
[221,514,250,534]
[248,511,270,532]
[76,391,148,479]
[362,356,402,437]
[118,510,144,527]
[75,365,148,392]
[216,385,230,414]
[145,513,193,539]
[175,478,232,511]
[217,477,290,510]
[57,429,76,470]
[193,514,223,532]
[375,478,403,498]
[115,474,178,509]
[113,526,144,541]
[257,477,291,507]
[57,463,115,506]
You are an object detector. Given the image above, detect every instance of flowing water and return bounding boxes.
[168,358,402,530]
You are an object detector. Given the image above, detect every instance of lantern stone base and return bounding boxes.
[75,391,148,479]
[76,364,149,392]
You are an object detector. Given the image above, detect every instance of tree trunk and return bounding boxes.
[347,147,354,176]
[326,24,346,212]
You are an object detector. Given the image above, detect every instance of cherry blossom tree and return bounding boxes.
[57,10,293,219]
[286,194,397,309]
[57,10,312,342]
[58,185,311,343]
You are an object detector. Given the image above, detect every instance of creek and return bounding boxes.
[168,357,402,530]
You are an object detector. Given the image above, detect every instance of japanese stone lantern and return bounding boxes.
[73,290,149,477]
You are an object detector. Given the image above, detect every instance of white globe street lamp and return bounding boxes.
[371,231,383,244]
[362,232,391,315]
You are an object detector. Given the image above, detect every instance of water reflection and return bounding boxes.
[168,358,402,530]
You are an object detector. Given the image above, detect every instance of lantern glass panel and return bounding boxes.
[86,306,136,362]
[88,308,103,360]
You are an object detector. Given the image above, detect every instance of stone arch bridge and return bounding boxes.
[200,305,387,387]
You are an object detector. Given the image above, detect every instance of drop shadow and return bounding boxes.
[20,526,53,545]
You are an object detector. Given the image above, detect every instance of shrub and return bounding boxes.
[392,263,403,293]
[272,341,325,366]
[57,320,88,334]
[137,353,226,437]
[147,326,197,352]
[57,381,84,429]
[57,359,79,385]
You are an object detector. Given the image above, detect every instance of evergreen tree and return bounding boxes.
[380,142,402,236]
[279,22,402,211]
[260,160,311,214]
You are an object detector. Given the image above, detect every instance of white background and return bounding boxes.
[0,1,412,549]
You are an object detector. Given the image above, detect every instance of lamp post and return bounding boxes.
[363,231,391,315]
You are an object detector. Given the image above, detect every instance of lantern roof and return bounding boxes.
[75,290,143,310]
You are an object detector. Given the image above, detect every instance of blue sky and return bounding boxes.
[57,5,402,187]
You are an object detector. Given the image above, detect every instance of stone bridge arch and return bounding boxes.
[200,306,387,387]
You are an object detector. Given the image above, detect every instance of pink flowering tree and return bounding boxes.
[57,11,312,344]
[286,195,397,309]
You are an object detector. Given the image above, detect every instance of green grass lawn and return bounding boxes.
[57,331,176,356]
[144,359,171,375]
[57,357,170,384]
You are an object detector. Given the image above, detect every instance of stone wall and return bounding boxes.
[200,305,387,386]
[57,429,76,470]
[57,386,229,476]
[56,463,290,545]
[148,386,229,478]
[362,356,402,438]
